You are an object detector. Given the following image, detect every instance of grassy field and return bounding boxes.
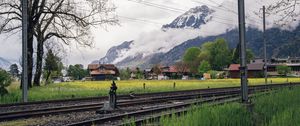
[158,86,300,126]
[1,78,300,104]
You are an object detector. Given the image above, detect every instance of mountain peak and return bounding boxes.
[162,5,214,29]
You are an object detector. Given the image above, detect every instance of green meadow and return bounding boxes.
[158,86,300,126]
[1,78,300,104]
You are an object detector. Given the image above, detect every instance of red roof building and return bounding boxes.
[88,64,119,80]
[228,63,264,78]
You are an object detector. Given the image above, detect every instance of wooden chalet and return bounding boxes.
[88,64,119,81]
[228,63,264,78]
[160,66,190,79]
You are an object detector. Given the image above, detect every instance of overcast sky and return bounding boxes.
[0,0,298,67]
[0,0,223,66]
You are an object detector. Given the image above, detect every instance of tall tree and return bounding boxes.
[152,64,162,75]
[175,61,189,75]
[231,43,255,64]
[44,49,62,84]
[183,47,201,73]
[67,64,88,80]
[9,64,19,78]
[198,42,213,62]
[265,0,300,26]
[209,38,231,70]
[135,67,143,79]
[0,0,118,87]
[198,60,211,75]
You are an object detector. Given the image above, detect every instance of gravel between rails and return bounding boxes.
[0,83,298,126]
[0,87,242,113]
[0,98,201,126]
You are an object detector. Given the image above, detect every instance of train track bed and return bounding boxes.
[0,89,242,120]
[0,83,298,126]
[0,95,235,126]
[0,86,250,113]
[1,82,292,113]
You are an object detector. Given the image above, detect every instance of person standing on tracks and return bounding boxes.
[109,80,118,109]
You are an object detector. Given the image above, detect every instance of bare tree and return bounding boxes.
[257,0,300,26]
[175,61,189,76]
[0,0,118,86]
[152,64,162,75]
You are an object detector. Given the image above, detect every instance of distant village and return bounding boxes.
[85,57,300,81]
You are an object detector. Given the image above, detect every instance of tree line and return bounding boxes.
[181,38,254,77]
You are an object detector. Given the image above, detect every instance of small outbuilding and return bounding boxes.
[228,63,264,78]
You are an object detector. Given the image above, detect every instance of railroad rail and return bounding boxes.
[0,82,297,108]
[0,83,298,123]
[0,89,249,121]
[67,83,298,126]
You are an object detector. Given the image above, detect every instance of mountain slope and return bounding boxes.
[156,26,300,66]
[97,5,216,67]
[95,41,133,64]
[96,3,300,69]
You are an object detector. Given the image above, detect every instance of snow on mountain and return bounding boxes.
[96,0,300,68]
[94,41,133,64]
[162,5,214,29]
[97,5,218,67]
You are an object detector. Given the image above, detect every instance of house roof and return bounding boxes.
[90,69,116,75]
[228,64,240,71]
[88,64,116,70]
[161,66,190,73]
[229,63,264,71]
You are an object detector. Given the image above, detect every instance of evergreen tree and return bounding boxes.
[9,64,19,78]
[0,69,12,96]
[44,50,62,84]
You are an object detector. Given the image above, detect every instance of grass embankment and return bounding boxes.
[1,78,300,104]
[159,87,300,126]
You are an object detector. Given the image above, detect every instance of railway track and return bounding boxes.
[68,94,248,126]
[67,83,298,126]
[0,83,297,124]
[0,82,296,108]
[0,89,244,121]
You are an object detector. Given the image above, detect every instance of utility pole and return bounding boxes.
[22,0,28,102]
[263,6,268,85]
[237,0,248,103]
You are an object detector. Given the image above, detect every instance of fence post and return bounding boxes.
[173,82,176,89]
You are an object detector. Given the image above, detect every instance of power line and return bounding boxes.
[127,0,183,13]
[127,0,238,26]
[226,0,263,20]
[128,0,187,12]
[118,15,163,26]
[198,0,261,24]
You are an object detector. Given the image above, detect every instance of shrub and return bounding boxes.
[0,69,12,96]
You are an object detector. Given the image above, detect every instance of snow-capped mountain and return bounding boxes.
[162,5,214,29]
[97,5,216,68]
[95,3,300,69]
[0,57,12,70]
